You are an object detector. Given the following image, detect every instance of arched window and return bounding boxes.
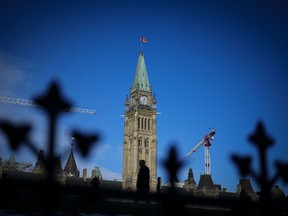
[145,138,149,148]
[138,138,142,147]
[148,119,150,131]
[138,117,140,129]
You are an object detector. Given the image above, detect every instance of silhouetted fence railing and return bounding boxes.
[0,177,287,216]
[0,81,287,215]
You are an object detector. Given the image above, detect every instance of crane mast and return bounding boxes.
[0,96,96,115]
[185,128,216,175]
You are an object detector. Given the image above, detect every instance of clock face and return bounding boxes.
[140,96,148,105]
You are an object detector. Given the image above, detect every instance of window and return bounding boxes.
[145,139,149,147]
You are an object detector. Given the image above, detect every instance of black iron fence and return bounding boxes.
[0,81,287,216]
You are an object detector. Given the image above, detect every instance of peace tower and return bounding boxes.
[122,51,157,192]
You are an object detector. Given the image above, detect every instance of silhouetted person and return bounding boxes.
[157,177,161,195]
[135,159,150,204]
[91,176,100,188]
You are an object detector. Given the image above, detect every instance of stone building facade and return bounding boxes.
[122,51,158,192]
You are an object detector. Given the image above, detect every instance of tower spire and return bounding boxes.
[71,137,75,152]
[130,51,151,93]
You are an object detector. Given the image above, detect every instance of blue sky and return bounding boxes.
[0,0,288,195]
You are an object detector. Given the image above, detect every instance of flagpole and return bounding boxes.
[140,36,148,52]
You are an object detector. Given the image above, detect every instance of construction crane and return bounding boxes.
[0,96,96,115]
[185,128,216,175]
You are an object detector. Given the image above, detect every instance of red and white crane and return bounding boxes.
[185,128,216,175]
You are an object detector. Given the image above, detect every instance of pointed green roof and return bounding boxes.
[131,51,151,93]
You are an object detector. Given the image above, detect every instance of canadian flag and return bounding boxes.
[141,37,148,43]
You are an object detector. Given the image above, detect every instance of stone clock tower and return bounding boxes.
[122,50,157,192]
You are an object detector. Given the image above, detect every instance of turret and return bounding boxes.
[125,95,129,111]
[152,93,157,109]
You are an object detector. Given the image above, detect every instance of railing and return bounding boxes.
[0,80,287,216]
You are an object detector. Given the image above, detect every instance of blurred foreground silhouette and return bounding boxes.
[0,81,287,215]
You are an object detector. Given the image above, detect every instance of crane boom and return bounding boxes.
[185,138,205,158]
[0,96,96,115]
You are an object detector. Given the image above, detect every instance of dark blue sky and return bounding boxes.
[0,0,288,195]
